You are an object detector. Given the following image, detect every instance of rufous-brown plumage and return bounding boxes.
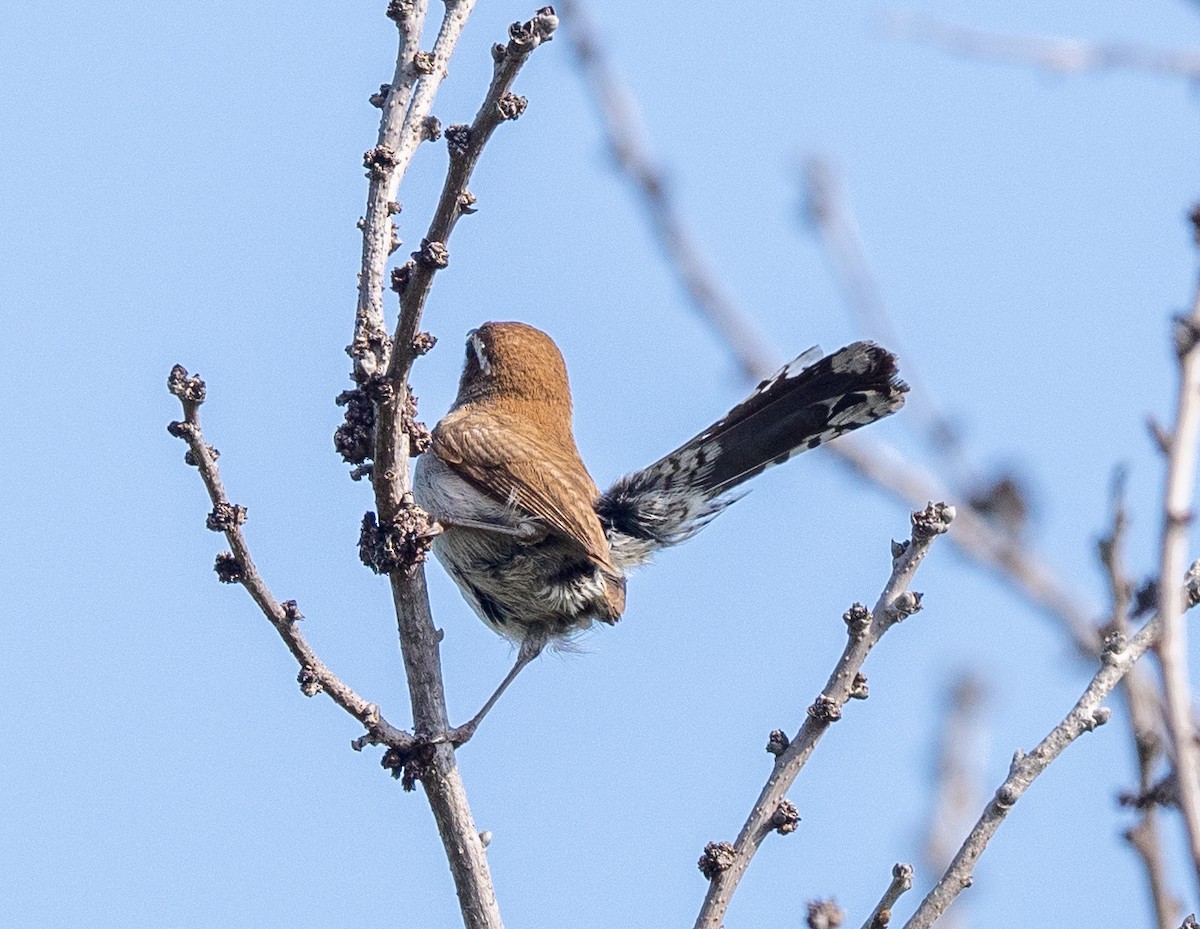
[413,320,907,739]
[415,323,625,648]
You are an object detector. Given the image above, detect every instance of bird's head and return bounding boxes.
[452,321,575,428]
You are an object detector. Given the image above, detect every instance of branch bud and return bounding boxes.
[911,501,955,538]
[168,365,206,404]
[807,694,841,723]
[697,841,736,880]
[770,799,800,835]
[214,552,245,584]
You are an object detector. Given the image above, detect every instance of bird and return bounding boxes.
[413,321,907,740]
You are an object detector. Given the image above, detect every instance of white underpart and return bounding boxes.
[415,451,534,533]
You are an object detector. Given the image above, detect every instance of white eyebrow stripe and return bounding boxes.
[470,332,492,375]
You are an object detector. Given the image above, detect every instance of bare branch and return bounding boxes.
[693,503,954,929]
[1099,470,1180,929]
[352,0,433,381]
[353,0,492,382]
[359,9,492,923]
[902,645,1134,927]
[166,367,414,753]
[1098,468,1134,636]
[558,0,1100,659]
[884,12,1200,80]
[861,863,915,929]
[902,572,1200,929]
[1153,209,1200,899]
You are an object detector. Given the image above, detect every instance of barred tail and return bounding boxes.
[597,342,907,570]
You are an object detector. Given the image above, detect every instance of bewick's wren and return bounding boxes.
[414,321,906,739]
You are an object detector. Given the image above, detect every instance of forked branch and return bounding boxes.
[388,7,559,388]
[354,9,559,929]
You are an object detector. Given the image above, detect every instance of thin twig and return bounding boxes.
[861,863,915,929]
[166,367,414,753]
[352,0,485,381]
[558,0,1100,658]
[1098,469,1134,635]
[693,503,954,929]
[902,569,1200,929]
[884,12,1200,80]
[901,642,1135,927]
[1154,210,1200,900]
[1100,470,1180,929]
[352,0,433,381]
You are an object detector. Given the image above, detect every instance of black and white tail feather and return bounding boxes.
[598,342,907,570]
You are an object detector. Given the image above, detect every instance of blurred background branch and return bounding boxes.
[802,157,970,482]
[921,674,988,929]
[903,585,1198,929]
[1152,215,1200,901]
[559,0,1101,657]
[1101,472,1180,929]
[884,12,1200,79]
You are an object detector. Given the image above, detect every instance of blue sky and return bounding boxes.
[4,2,1200,927]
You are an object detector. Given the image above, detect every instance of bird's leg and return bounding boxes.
[446,638,544,746]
